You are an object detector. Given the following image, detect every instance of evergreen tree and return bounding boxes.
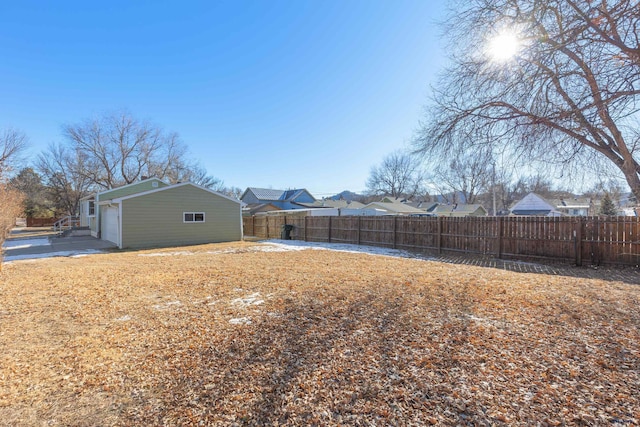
[599,193,618,216]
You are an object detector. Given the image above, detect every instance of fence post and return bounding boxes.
[304,215,308,241]
[575,217,583,266]
[393,216,398,249]
[437,216,443,254]
[496,217,504,259]
[328,216,332,243]
[266,217,269,239]
[357,216,361,245]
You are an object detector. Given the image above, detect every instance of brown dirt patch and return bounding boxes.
[0,241,638,426]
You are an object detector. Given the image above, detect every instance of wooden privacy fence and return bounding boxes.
[243,215,640,267]
[26,217,60,227]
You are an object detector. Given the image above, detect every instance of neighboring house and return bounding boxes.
[240,187,317,210]
[551,198,597,216]
[510,193,563,216]
[619,207,638,216]
[80,178,242,249]
[405,200,439,212]
[620,192,638,207]
[297,199,366,209]
[429,203,488,217]
[362,200,428,215]
[242,203,281,217]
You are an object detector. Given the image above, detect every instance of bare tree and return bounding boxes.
[63,111,220,189]
[366,151,425,199]
[431,150,493,204]
[36,144,94,216]
[416,0,640,200]
[0,128,28,180]
[219,186,244,199]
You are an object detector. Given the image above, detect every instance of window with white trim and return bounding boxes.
[183,212,205,223]
[88,200,95,217]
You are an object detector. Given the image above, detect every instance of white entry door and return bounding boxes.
[102,206,119,245]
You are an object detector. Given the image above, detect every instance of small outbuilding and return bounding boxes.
[80,178,242,249]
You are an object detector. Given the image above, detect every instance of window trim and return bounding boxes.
[88,200,96,217]
[183,212,205,223]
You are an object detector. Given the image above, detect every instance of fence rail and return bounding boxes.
[243,215,640,267]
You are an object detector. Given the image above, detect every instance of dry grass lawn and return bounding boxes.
[0,241,639,426]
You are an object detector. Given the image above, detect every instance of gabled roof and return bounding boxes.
[98,177,166,197]
[510,192,564,216]
[296,200,366,209]
[432,204,487,216]
[111,182,241,204]
[511,192,555,212]
[363,201,426,214]
[405,201,439,211]
[243,188,286,201]
[241,187,315,202]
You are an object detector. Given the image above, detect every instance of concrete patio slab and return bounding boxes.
[2,227,116,261]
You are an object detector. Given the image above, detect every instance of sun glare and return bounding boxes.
[486,30,520,62]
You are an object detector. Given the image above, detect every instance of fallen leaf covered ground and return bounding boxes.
[0,241,638,426]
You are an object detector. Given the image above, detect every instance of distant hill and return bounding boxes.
[329,190,364,202]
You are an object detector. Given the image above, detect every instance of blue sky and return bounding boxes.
[0,0,446,197]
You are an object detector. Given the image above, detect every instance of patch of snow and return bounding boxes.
[259,239,429,260]
[139,251,194,257]
[2,238,50,249]
[115,315,131,322]
[231,292,264,307]
[204,248,252,255]
[153,300,182,310]
[3,249,105,262]
[229,317,252,325]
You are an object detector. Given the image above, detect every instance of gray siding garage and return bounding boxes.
[110,183,242,249]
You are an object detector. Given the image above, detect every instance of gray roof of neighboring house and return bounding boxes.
[243,187,315,202]
[363,201,427,214]
[405,201,439,211]
[510,192,566,216]
[247,188,287,201]
[510,192,555,212]
[298,200,366,209]
[432,204,487,215]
